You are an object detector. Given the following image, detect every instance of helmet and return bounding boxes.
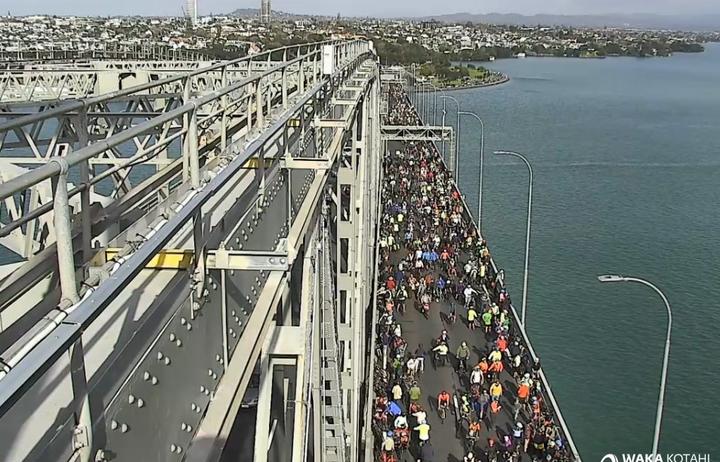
[516,422,524,429]
[386,430,393,437]
[467,453,474,459]
[461,341,467,347]
[442,329,447,335]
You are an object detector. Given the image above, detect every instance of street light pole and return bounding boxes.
[494,150,533,326]
[439,95,460,182]
[458,111,485,233]
[597,274,672,455]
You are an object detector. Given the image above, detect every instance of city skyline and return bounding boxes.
[3,0,720,18]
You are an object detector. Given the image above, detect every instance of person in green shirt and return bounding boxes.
[481,310,493,333]
[409,382,422,404]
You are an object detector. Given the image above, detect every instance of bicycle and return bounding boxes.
[438,403,449,423]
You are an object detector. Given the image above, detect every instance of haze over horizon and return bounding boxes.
[4,0,720,18]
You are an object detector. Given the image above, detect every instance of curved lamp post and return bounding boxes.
[597,274,672,455]
[439,95,460,182]
[494,150,533,326]
[458,111,485,233]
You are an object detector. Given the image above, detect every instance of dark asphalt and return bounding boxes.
[376,137,531,462]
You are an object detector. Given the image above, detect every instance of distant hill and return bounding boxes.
[416,12,720,31]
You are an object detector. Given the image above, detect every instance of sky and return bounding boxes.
[4,0,720,18]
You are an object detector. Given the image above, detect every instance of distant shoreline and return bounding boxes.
[437,73,511,91]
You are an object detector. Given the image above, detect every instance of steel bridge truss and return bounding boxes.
[0,40,379,462]
[0,41,347,261]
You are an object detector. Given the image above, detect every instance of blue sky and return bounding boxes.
[4,0,719,18]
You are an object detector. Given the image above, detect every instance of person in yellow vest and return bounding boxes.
[489,379,503,401]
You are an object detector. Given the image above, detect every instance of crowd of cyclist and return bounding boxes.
[371,84,574,462]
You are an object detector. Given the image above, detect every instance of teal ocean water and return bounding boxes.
[444,44,720,458]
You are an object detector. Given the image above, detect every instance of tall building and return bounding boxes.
[261,0,271,24]
[185,0,198,26]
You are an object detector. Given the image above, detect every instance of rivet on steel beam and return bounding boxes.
[157,352,164,360]
[164,357,171,365]
[191,403,198,412]
[200,386,206,393]
[185,425,193,433]
[212,373,218,380]
[181,423,187,431]
[170,444,177,453]
[180,317,186,325]
[208,369,213,377]
[186,323,192,331]
[238,244,244,249]
[216,354,223,363]
[128,394,135,404]
[169,333,176,342]
[110,420,118,430]
[143,371,151,381]
[151,376,158,385]
[121,423,129,433]
[137,398,145,408]
[176,339,182,347]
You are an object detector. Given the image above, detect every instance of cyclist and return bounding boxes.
[408,382,422,405]
[418,441,435,462]
[382,431,395,453]
[432,341,449,367]
[437,329,450,345]
[468,420,481,439]
[512,422,524,447]
[463,451,477,462]
[413,405,428,425]
[437,390,451,419]
[396,285,408,313]
[456,341,470,372]
[414,420,430,445]
[470,365,483,386]
[489,379,503,402]
[486,438,498,462]
[395,426,411,452]
[394,414,408,430]
[467,305,478,330]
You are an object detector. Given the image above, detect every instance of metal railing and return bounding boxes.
[0,38,371,408]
